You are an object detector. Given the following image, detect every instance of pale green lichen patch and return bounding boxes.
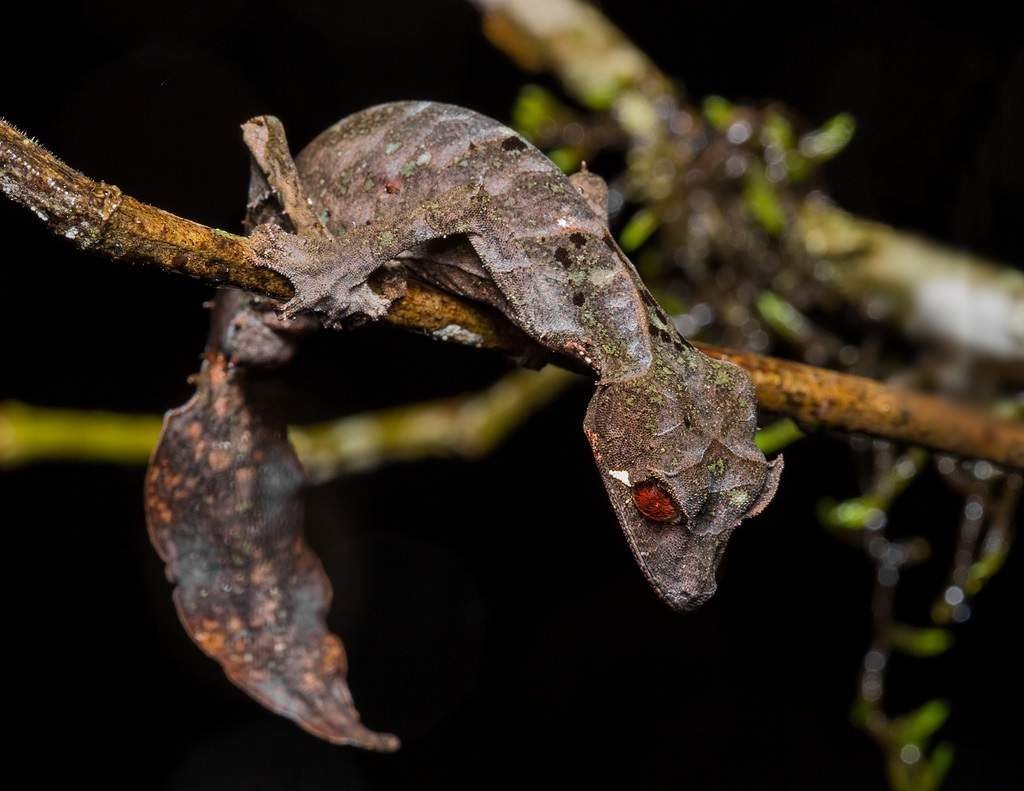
[707,458,726,476]
[649,311,671,332]
[707,364,733,386]
[588,268,616,287]
[728,489,751,507]
[568,269,588,287]
[400,150,433,177]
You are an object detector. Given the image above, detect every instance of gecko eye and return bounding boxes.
[632,480,681,523]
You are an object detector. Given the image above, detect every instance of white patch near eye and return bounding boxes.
[608,470,631,487]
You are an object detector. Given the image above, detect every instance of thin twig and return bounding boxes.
[0,367,577,476]
[2,118,1022,468]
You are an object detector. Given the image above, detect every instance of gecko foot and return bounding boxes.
[282,279,392,327]
[249,223,395,326]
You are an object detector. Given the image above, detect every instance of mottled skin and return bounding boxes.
[254,102,782,610]
[145,297,398,751]
[146,102,782,752]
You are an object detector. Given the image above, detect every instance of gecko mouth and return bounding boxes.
[616,507,728,613]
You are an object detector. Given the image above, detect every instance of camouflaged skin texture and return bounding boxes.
[254,102,781,612]
[144,291,399,752]
[253,101,651,381]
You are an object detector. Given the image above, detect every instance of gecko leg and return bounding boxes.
[250,184,509,326]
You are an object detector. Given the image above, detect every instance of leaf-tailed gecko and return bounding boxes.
[145,101,782,751]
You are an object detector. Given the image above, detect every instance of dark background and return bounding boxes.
[1,1,1021,788]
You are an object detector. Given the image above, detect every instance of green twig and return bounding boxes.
[1,367,578,479]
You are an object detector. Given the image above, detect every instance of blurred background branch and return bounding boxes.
[0,367,577,479]
[472,0,1024,364]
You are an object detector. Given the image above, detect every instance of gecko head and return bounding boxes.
[583,359,783,612]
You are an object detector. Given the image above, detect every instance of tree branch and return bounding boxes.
[2,118,1021,469]
[0,367,577,476]
[701,349,1023,468]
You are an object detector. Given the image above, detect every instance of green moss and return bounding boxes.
[743,166,786,236]
[548,146,583,173]
[702,95,734,131]
[619,208,659,252]
[800,112,856,161]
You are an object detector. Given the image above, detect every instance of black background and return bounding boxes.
[1,2,1022,788]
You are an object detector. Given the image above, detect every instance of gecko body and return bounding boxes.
[146,102,782,751]
[265,102,782,610]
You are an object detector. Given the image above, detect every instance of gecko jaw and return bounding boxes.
[615,504,728,613]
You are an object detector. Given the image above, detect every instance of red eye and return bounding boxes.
[632,481,680,523]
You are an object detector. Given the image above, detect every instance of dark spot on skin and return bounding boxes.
[658,329,673,344]
[501,135,528,152]
[641,290,659,308]
[172,254,188,270]
[554,247,572,267]
[569,232,587,249]
[672,336,689,351]
[573,292,586,306]
[602,233,617,250]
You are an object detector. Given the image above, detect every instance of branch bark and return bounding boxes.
[2,118,1022,469]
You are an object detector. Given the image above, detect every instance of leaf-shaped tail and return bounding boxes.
[144,295,398,751]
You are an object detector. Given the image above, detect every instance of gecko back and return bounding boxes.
[284,102,781,612]
[292,101,653,382]
[249,102,782,611]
